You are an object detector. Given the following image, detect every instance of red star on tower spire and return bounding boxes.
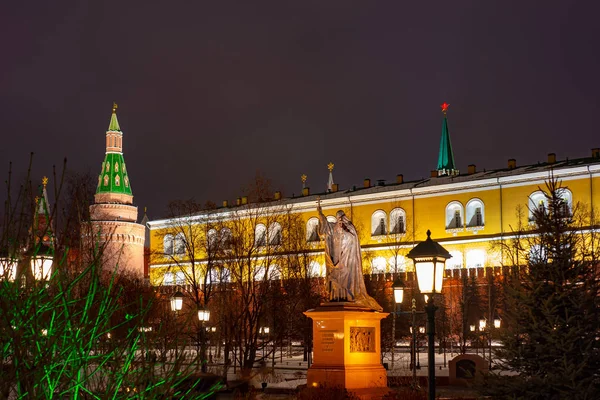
[441,102,450,114]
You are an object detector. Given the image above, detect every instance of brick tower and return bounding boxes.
[89,103,145,276]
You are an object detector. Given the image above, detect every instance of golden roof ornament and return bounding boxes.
[327,162,334,172]
[42,176,48,188]
[112,102,118,113]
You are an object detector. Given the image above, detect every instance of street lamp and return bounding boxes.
[493,317,501,329]
[407,230,451,400]
[170,291,184,360]
[393,280,404,304]
[170,291,184,313]
[392,279,421,386]
[198,307,211,372]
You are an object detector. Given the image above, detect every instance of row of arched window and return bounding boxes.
[163,233,186,255]
[445,199,485,231]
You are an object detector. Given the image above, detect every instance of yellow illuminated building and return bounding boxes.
[147,106,600,287]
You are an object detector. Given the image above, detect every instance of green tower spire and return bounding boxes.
[436,102,459,177]
[96,103,133,198]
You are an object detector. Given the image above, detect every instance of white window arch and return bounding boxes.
[220,228,232,248]
[163,234,174,255]
[163,272,174,285]
[466,249,485,269]
[446,251,463,269]
[371,256,387,274]
[268,222,282,246]
[175,271,186,285]
[306,217,320,242]
[529,189,572,221]
[207,229,218,249]
[390,208,406,234]
[557,188,573,218]
[326,215,336,224]
[529,244,547,264]
[445,201,464,229]
[308,261,324,277]
[255,224,266,246]
[371,210,387,236]
[388,255,407,272]
[268,264,281,280]
[254,265,266,281]
[466,198,485,228]
[528,191,547,221]
[174,233,185,255]
[208,267,231,284]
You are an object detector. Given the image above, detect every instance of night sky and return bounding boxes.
[2,1,600,218]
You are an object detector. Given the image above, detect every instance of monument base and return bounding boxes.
[304,302,389,394]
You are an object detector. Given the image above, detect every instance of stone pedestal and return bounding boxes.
[304,303,389,392]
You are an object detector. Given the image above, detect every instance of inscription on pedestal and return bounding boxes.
[350,327,375,352]
[320,329,336,352]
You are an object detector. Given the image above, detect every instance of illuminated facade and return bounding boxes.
[147,106,600,286]
[88,104,145,276]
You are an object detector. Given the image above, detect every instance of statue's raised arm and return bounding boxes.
[317,205,382,311]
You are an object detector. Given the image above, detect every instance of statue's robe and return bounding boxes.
[319,213,382,311]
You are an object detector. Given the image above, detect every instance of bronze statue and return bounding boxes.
[317,200,383,311]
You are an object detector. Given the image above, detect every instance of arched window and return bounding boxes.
[531,188,573,219]
[446,251,463,269]
[326,216,336,224]
[220,228,232,248]
[557,188,573,217]
[269,264,281,280]
[208,267,231,284]
[371,257,387,274]
[388,255,407,272]
[529,244,547,264]
[445,201,464,230]
[306,217,320,242]
[163,234,174,255]
[103,175,109,186]
[255,224,266,246]
[528,191,547,221]
[207,229,218,250]
[371,210,387,236]
[466,198,485,228]
[268,222,282,246]
[390,208,406,234]
[254,265,266,281]
[308,261,324,277]
[175,271,186,285]
[174,233,185,255]
[163,272,174,285]
[466,249,485,269]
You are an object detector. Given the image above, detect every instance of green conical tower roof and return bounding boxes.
[96,103,133,197]
[436,103,459,176]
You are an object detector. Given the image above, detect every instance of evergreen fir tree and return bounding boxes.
[484,180,600,399]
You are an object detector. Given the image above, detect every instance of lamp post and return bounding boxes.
[392,280,422,388]
[407,230,451,400]
[198,307,211,372]
[260,327,270,359]
[170,291,183,361]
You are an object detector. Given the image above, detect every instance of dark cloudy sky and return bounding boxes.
[2,1,600,218]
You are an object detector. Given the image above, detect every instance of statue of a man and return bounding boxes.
[317,201,382,311]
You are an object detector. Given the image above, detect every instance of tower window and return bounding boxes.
[103,175,109,186]
[115,175,120,186]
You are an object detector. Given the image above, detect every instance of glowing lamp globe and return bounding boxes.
[494,318,501,329]
[479,318,487,330]
[170,291,184,312]
[393,279,404,304]
[406,230,451,295]
[198,308,211,322]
